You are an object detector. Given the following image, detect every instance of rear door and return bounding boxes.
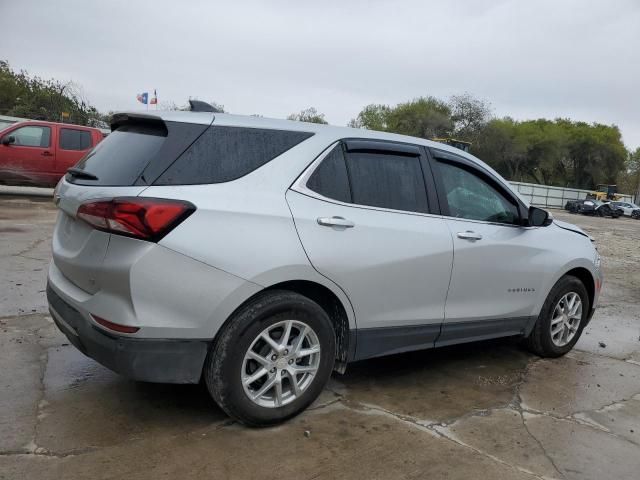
[56,127,95,176]
[287,140,453,360]
[428,148,546,345]
[0,124,55,185]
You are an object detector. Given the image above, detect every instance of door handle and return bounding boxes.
[317,216,355,228]
[457,231,483,241]
[42,151,53,156]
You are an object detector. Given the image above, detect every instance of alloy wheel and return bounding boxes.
[550,292,582,347]
[241,320,321,408]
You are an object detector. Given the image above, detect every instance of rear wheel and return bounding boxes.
[524,275,589,357]
[204,290,336,426]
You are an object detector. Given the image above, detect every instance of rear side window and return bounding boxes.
[155,126,313,185]
[306,145,351,203]
[346,151,429,213]
[60,128,92,150]
[71,124,167,186]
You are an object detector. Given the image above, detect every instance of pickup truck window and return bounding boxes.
[9,126,51,147]
[60,128,92,150]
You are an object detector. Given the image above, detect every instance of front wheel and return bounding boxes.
[524,275,590,357]
[204,290,336,427]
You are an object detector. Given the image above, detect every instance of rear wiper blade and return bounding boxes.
[67,168,99,180]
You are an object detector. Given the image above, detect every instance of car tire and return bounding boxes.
[204,290,336,427]
[523,275,590,358]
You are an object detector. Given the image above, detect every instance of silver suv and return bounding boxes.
[48,103,603,426]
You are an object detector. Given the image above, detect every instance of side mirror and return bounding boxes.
[528,206,553,227]
[1,135,15,145]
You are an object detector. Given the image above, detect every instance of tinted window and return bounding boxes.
[345,151,428,213]
[8,126,50,147]
[437,161,519,224]
[306,145,351,203]
[71,123,166,186]
[60,128,92,150]
[155,126,313,185]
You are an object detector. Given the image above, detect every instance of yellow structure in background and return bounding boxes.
[432,138,472,153]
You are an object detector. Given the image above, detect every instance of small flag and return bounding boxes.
[150,89,157,105]
[136,92,149,104]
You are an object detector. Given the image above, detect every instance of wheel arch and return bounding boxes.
[563,266,596,311]
[262,280,354,371]
[210,271,357,373]
[533,259,599,319]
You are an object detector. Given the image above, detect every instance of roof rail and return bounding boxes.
[189,100,223,113]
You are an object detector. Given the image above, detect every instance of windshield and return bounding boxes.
[0,120,15,132]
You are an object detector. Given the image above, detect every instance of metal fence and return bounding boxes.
[509,181,635,208]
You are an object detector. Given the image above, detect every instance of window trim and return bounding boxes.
[58,127,93,151]
[291,139,440,217]
[5,125,51,149]
[427,147,527,227]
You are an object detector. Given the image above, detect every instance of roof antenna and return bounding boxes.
[189,99,223,113]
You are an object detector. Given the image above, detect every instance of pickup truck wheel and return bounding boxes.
[204,290,336,427]
[524,275,589,358]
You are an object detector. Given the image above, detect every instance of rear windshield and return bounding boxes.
[154,126,313,185]
[69,124,167,186]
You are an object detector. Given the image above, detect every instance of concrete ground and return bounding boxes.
[1,194,639,480]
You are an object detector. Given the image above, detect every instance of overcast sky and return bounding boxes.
[1,0,639,148]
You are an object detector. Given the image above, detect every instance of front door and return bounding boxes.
[0,125,55,186]
[429,150,547,345]
[287,141,453,360]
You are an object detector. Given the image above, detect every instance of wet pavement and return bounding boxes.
[1,195,639,479]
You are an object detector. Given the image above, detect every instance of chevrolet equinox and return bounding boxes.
[48,102,603,426]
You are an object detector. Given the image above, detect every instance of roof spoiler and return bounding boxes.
[189,100,223,113]
[110,113,167,132]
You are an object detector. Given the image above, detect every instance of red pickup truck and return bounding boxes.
[0,120,104,187]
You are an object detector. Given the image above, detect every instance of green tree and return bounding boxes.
[348,104,391,131]
[449,93,492,142]
[0,60,107,127]
[472,118,528,181]
[385,97,452,139]
[287,107,328,124]
[474,116,628,189]
[617,148,640,197]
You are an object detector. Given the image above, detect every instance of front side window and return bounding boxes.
[346,150,429,213]
[60,128,92,150]
[437,161,519,224]
[7,126,51,147]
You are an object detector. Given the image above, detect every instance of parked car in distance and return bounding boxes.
[611,201,640,218]
[47,106,603,426]
[566,199,621,218]
[0,120,104,187]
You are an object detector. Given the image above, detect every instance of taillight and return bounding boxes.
[77,197,195,241]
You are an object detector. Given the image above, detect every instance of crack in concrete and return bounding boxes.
[23,341,49,457]
[506,358,566,478]
[13,237,47,257]
[429,425,552,480]
[574,347,640,367]
[519,409,566,479]
[330,400,550,480]
[0,446,96,459]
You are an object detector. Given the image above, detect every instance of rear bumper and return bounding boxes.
[47,284,209,383]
